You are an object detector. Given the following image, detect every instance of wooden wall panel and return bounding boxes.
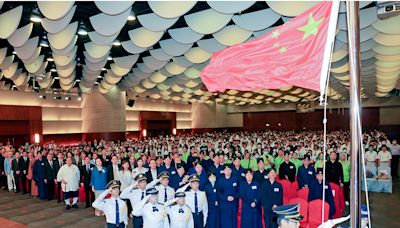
[43,133,83,145]
[82,132,126,142]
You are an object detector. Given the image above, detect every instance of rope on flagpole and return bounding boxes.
[320,1,340,223]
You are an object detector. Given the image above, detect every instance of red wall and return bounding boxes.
[0,105,42,145]
[139,111,176,137]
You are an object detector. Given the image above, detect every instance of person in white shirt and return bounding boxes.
[117,160,132,191]
[365,148,378,166]
[377,145,392,167]
[132,187,170,228]
[92,180,128,228]
[56,157,80,210]
[388,139,400,176]
[132,159,148,177]
[155,171,175,204]
[177,174,208,228]
[165,191,194,228]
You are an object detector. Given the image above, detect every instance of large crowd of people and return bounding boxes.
[0,129,398,228]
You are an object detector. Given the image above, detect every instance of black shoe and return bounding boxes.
[66,205,71,210]
[15,191,20,193]
[57,200,61,203]
[72,204,79,209]
[22,192,27,195]
[85,205,90,208]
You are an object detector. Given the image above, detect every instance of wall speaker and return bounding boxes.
[127,99,135,107]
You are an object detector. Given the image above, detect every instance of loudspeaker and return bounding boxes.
[127,99,135,107]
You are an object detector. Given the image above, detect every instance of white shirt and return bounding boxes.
[113,165,119,180]
[56,164,80,192]
[378,151,391,164]
[365,151,377,165]
[388,143,400,156]
[132,167,148,176]
[150,169,157,181]
[132,200,169,228]
[184,189,208,225]
[117,171,132,191]
[155,185,175,204]
[92,191,128,226]
[120,179,159,208]
[167,204,194,228]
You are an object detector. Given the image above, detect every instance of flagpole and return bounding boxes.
[346,1,362,227]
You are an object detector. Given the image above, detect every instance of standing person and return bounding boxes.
[260,168,283,228]
[26,152,37,196]
[55,152,64,203]
[377,145,392,167]
[20,151,29,194]
[365,147,378,166]
[4,152,15,192]
[278,151,296,183]
[0,149,5,190]
[145,159,159,183]
[231,157,245,185]
[120,173,159,228]
[170,164,188,190]
[155,171,175,204]
[33,152,47,199]
[11,152,22,193]
[204,172,219,228]
[57,157,81,209]
[339,153,351,205]
[178,174,208,228]
[166,192,194,228]
[131,187,170,228]
[216,165,238,228]
[117,160,132,191]
[388,139,400,176]
[253,158,269,186]
[308,168,336,219]
[81,157,95,208]
[44,154,56,200]
[91,158,108,216]
[325,151,344,187]
[297,155,315,189]
[239,169,262,228]
[107,155,120,182]
[92,180,128,228]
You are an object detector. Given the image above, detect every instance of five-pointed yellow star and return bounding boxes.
[279,46,287,54]
[272,30,280,39]
[273,42,280,47]
[298,13,324,40]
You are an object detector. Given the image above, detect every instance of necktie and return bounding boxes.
[115,200,120,225]
[164,188,167,202]
[141,192,144,200]
[179,208,184,213]
[152,206,158,212]
[86,165,89,172]
[194,192,198,214]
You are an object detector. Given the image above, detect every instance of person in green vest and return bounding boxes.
[240,151,257,171]
[339,152,351,205]
[290,152,302,172]
[273,148,285,174]
[181,146,190,163]
[314,152,325,171]
[261,148,274,170]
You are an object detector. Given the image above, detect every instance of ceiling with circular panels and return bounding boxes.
[0,1,399,105]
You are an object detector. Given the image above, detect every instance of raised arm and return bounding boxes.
[176,183,190,193]
[92,188,111,211]
[131,195,149,217]
[120,180,138,199]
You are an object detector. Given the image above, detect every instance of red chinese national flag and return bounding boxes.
[201,1,335,93]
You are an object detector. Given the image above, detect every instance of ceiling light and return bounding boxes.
[54,77,59,80]
[39,94,46,99]
[107,56,113,61]
[127,11,136,21]
[77,97,82,101]
[40,35,49,47]
[12,51,17,54]
[77,21,88,36]
[76,79,81,82]
[50,65,57,72]
[30,8,42,23]
[97,75,103,79]
[95,82,99,85]
[113,39,121,46]
[101,68,107,71]
[65,96,71,101]
[47,57,54,62]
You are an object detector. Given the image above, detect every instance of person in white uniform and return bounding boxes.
[56,157,81,210]
[155,171,175,204]
[177,174,208,228]
[377,145,392,167]
[120,173,159,228]
[165,191,194,228]
[92,180,128,228]
[131,187,170,228]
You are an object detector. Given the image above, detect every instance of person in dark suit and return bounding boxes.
[145,159,158,183]
[44,154,56,200]
[107,155,120,182]
[72,149,82,167]
[11,152,22,193]
[55,152,64,202]
[261,168,283,228]
[20,151,30,194]
[81,156,95,208]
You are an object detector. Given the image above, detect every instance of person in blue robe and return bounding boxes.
[216,165,239,228]
[188,162,208,191]
[158,155,177,176]
[260,168,283,228]
[205,171,220,228]
[239,169,262,228]
[208,154,224,180]
[253,158,269,186]
[169,164,187,190]
[308,168,336,219]
[230,157,245,185]
[297,155,316,189]
[33,153,48,200]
